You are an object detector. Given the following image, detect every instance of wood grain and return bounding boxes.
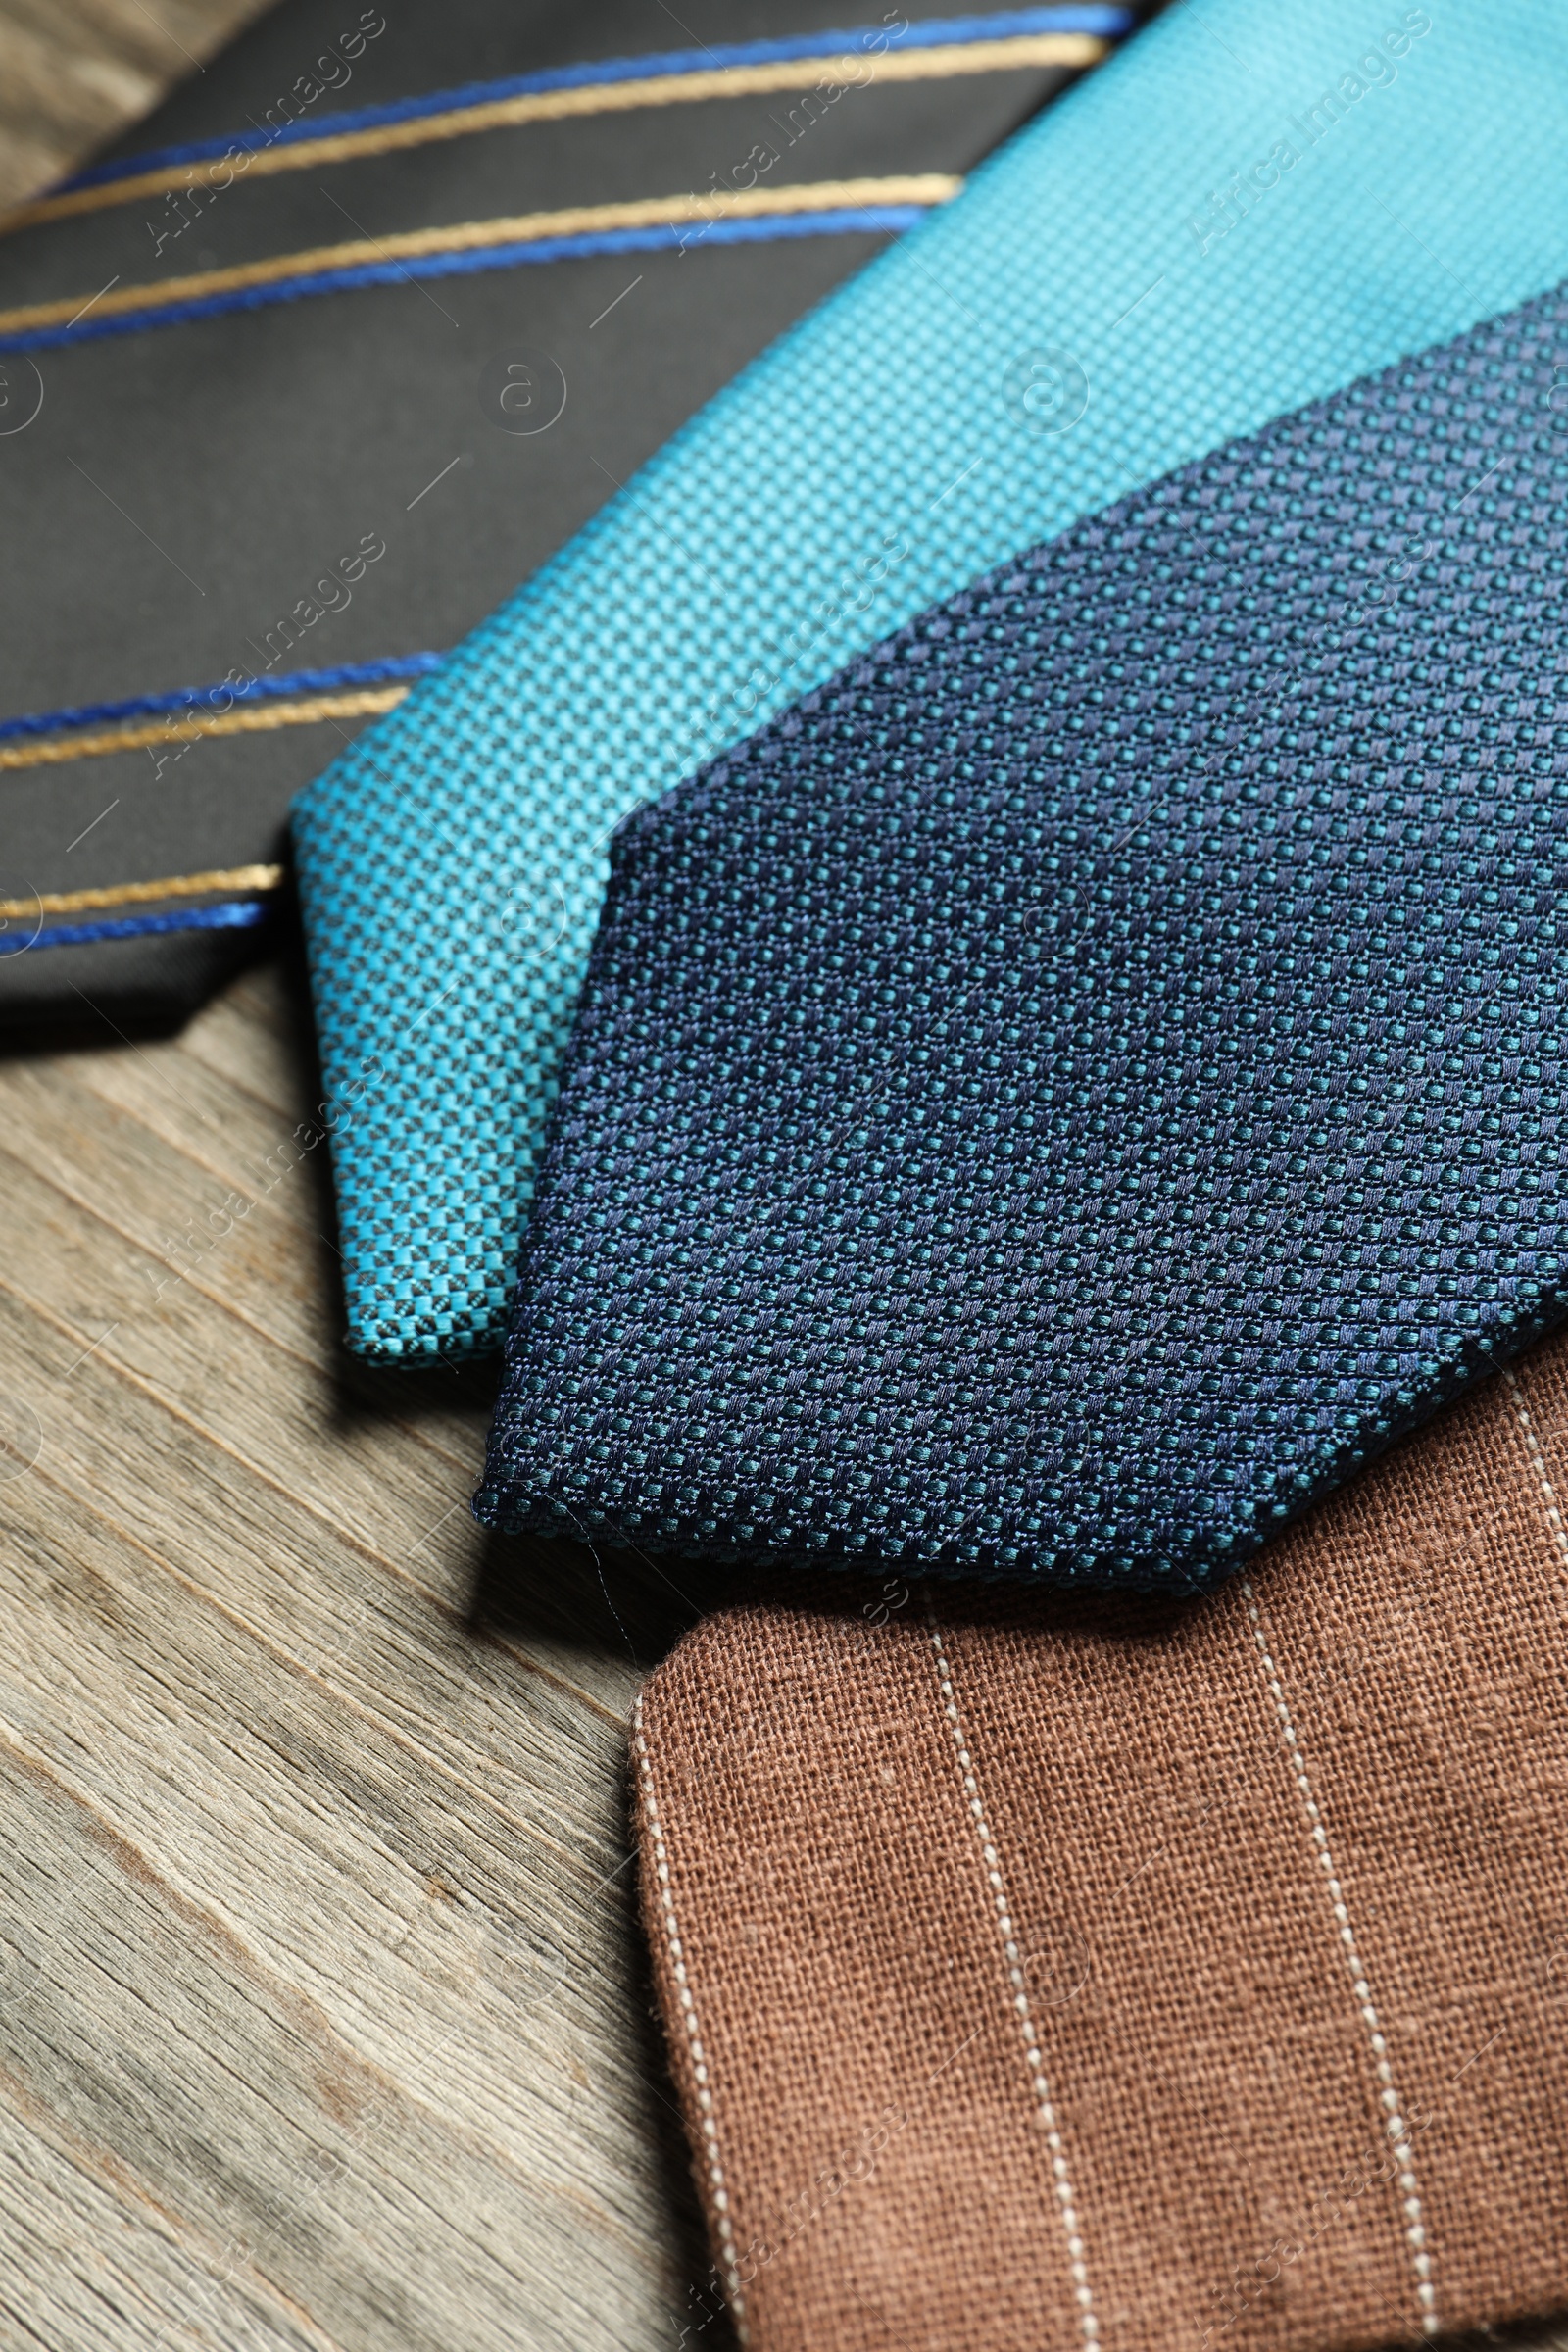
[0,954,731,2352]
[0,0,278,211]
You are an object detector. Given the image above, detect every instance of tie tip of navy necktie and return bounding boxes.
[474,283,1568,1590]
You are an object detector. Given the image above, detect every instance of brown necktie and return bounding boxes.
[634,1329,1568,2352]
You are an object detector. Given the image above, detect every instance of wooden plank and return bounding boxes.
[0,1275,630,1861]
[0,1032,509,1474]
[174,960,315,1122]
[0,1731,674,2351]
[0,957,722,2348]
[0,1119,710,1695]
[0,1456,652,2203]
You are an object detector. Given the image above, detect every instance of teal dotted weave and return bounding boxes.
[293,0,1568,1361]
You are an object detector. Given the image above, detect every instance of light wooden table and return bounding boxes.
[0,953,727,2349]
[0,0,277,210]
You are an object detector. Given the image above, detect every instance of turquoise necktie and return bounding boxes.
[294,0,1568,1363]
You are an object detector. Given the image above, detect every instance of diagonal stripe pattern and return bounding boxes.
[0,179,960,351]
[4,17,1118,229]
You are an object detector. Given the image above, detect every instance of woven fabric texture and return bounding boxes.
[294,0,1568,1365]
[477,284,1568,1590]
[1,0,1075,1029]
[635,1331,1568,2352]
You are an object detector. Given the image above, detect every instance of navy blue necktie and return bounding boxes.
[477,284,1568,1591]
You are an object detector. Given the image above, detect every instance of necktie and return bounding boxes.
[0,0,1099,1024]
[478,282,1568,1590]
[293,0,1568,1366]
[632,1328,1568,2352]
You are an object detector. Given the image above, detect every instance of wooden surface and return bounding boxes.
[0,950,729,2351]
[0,0,277,210]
